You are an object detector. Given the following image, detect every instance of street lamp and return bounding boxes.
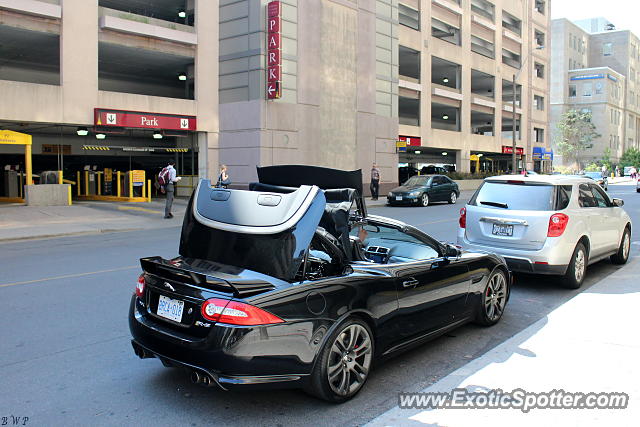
[512,45,544,174]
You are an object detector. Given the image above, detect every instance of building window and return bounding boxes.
[595,82,603,95]
[629,114,635,129]
[631,91,636,106]
[534,127,545,143]
[502,11,521,36]
[399,96,420,126]
[471,69,495,98]
[399,46,420,81]
[569,84,577,97]
[535,0,545,15]
[399,3,420,31]
[534,30,545,48]
[431,19,461,46]
[432,102,461,132]
[534,62,545,78]
[502,49,521,69]
[534,95,544,110]
[471,110,494,136]
[471,35,495,59]
[583,83,592,97]
[603,42,613,56]
[432,56,461,89]
[471,0,495,22]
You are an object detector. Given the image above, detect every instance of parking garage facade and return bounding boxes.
[0,0,218,199]
[397,0,552,178]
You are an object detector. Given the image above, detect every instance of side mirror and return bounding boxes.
[444,244,461,258]
[613,198,624,207]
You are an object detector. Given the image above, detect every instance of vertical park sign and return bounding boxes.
[266,1,282,99]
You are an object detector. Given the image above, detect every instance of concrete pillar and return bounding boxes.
[457,149,471,173]
[195,0,219,181]
[61,0,98,124]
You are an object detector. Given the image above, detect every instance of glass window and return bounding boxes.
[578,184,597,207]
[470,182,555,211]
[534,95,544,110]
[583,83,592,97]
[399,4,420,31]
[590,185,611,207]
[569,85,577,97]
[603,42,613,56]
[535,0,545,15]
[555,185,573,210]
[350,222,440,263]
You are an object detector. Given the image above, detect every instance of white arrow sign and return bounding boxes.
[106,113,116,124]
[267,85,276,96]
[180,118,189,129]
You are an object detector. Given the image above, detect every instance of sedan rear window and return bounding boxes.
[470,181,563,211]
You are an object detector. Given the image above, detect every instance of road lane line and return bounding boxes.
[0,265,138,288]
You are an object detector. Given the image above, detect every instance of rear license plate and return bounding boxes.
[157,295,184,322]
[395,196,403,201]
[492,224,514,237]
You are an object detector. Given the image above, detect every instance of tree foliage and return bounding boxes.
[619,148,640,167]
[554,109,601,167]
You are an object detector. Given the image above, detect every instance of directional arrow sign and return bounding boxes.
[180,118,189,129]
[267,82,280,99]
[106,113,117,124]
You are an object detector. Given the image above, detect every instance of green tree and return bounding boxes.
[601,148,612,170]
[554,109,601,168]
[619,148,640,167]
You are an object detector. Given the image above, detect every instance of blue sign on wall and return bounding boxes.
[570,74,604,81]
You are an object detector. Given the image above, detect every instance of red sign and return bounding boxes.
[267,82,281,99]
[398,135,421,147]
[266,1,282,100]
[94,109,196,131]
[502,145,524,155]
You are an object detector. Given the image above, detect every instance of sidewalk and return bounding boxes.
[367,257,640,426]
[0,198,188,242]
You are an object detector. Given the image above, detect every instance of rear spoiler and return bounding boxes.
[140,257,276,298]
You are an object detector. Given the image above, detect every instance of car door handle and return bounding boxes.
[402,278,419,288]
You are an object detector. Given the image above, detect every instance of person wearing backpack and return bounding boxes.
[159,161,181,218]
[216,164,231,188]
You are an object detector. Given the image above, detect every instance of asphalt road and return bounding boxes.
[1,183,638,426]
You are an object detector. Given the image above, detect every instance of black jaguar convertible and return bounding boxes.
[129,166,510,402]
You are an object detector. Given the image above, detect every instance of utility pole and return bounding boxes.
[512,73,517,174]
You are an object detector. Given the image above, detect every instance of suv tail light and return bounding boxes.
[459,207,466,228]
[135,274,145,298]
[547,213,569,237]
[201,298,285,326]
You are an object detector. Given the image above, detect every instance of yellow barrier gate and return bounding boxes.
[0,130,32,203]
[75,169,151,203]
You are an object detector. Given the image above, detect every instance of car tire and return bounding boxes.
[475,269,509,326]
[636,188,640,193]
[420,193,429,207]
[610,227,631,265]
[448,192,457,204]
[306,317,374,403]
[562,242,588,289]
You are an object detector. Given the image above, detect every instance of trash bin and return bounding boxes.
[2,170,19,197]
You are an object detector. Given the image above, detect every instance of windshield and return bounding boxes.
[584,172,602,179]
[471,181,556,211]
[403,176,430,187]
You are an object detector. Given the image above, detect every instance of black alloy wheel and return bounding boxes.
[475,269,508,326]
[307,318,374,402]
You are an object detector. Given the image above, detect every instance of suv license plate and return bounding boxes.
[395,196,402,201]
[492,224,514,237]
[157,295,184,322]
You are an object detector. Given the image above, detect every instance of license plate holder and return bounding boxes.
[492,224,514,237]
[157,294,185,323]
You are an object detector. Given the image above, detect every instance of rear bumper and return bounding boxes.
[457,231,572,275]
[129,296,320,390]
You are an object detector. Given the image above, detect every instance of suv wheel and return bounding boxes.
[307,318,374,402]
[563,242,588,289]
[420,193,429,207]
[448,192,457,204]
[611,227,631,265]
[475,269,509,326]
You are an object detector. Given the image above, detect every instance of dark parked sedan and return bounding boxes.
[129,166,509,402]
[387,174,460,206]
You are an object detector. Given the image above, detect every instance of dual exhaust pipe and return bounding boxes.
[190,370,216,387]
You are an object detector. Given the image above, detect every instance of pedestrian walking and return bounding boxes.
[615,165,620,177]
[159,160,181,219]
[216,164,231,189]
[370,162,380,200]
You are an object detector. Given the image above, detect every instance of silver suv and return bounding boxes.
[457,175,632,288]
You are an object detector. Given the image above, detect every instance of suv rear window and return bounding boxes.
[470,181,571,211]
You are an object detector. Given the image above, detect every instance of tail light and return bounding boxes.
[201,298,285,326]
[547,213,569,237]
[459,207,466,228]
[135,274,145,298]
